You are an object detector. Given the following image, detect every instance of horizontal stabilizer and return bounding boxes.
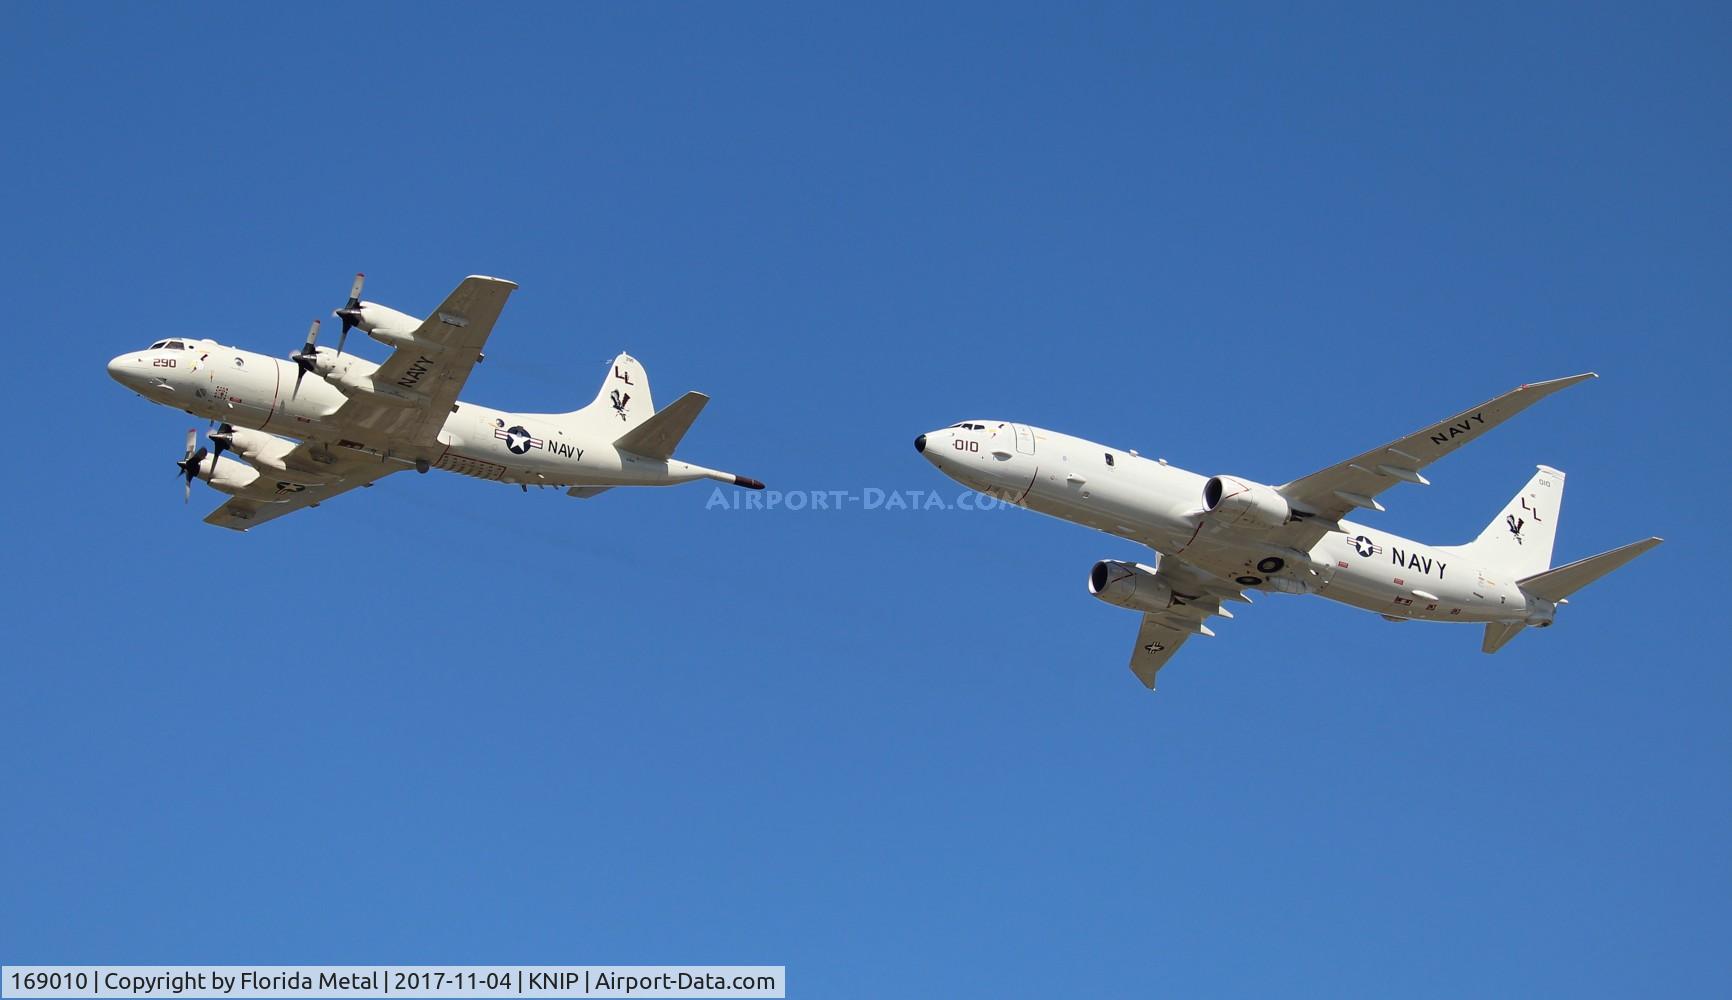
[613,391,708,460]
[1517,537,1663,603]
[1482,621,1527,654]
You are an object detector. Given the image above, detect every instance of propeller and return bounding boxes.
[290,318,321,397]
[175,428,207,504]
[333,272,365,357]
[208,422,236,466]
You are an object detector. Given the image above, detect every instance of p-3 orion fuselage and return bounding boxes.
[106,274,763,530]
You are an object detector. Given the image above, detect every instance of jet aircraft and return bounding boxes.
[108,274,764,529]
[916,375,1659,689]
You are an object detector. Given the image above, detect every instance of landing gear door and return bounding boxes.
[1012,423,1036,455]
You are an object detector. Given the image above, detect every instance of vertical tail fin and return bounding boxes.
[563,353,656,431]
[1467,466,1564,577]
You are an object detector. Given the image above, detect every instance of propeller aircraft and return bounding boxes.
[111,274,765,530]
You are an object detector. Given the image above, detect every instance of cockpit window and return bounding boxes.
[952,422,988,431]
[165,340,186,350]
[148,340,167,350]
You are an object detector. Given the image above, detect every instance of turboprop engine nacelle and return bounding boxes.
[1089,560,1174,614]
[308,348,380,380]
[1203,475,1292,529]
[309,351,419,408]
[217,427,338,485]
[348,303,429,350]
[202,455,262,497]
[221,427,296,470]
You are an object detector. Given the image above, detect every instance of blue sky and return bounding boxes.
[3,3,1728,996]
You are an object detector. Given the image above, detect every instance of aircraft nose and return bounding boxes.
[106,354,130,383]
[914,434,926,454]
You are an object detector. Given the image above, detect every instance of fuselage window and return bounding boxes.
[1105,452,1115,467]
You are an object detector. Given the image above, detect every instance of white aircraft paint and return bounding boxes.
[915,378,1660,689]
[108,274,763,530]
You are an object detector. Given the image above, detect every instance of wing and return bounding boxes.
[338,275,518,445]
[1124,558,1248,690]
[1128,616,1194,690]
[203,444,403,531]
[1273,373,1597,549]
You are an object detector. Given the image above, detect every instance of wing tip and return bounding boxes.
[1520,372,1598,392]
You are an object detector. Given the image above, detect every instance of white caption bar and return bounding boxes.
[2,968,784,999]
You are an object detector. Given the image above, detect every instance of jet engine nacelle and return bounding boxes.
[348,302,425,349]
[1089,560,1173,614]
[1202,475,1292,529]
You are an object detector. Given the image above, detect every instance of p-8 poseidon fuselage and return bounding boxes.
[107,275,762,530]
[917,375,1659,689]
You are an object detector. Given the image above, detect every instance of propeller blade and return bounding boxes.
[176,437,208,504]
[334,272,365,357]
[208,422,234,465]
[178,427,196,504]
[292,319,321,398]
